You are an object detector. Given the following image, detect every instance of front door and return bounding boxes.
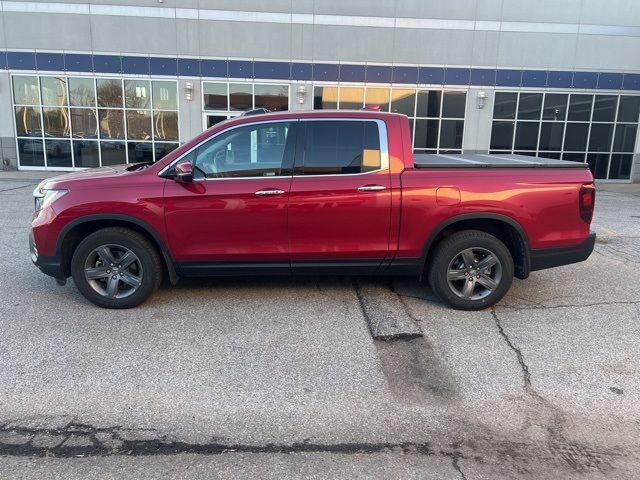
[288,119,392,273]
[164,120,297,274]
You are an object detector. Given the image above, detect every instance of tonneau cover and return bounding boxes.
[413,153,589,169]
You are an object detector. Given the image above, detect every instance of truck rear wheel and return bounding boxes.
[70,227,162,309]
[427,230,514,310]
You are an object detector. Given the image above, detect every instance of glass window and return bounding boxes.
[98,109,125,139]
[194,122,292,178]
[592,95,617,122]
[73,140,100,168]
[204,83,228,110]
[613,124,637,152]
[43,107,71,137]
[414,120,439,149]
[338,87,364,110]
[229,83,253,111]
[15,106,42,137]
[390,89,415,116]
[539,122,564,151]
[126,110,152,140]
[17,139,45,166]
[490,121,514,150]
[302,120,380,175]
[254,84,288,112]
[517,93,543,120]
[69,77,96,107]
[542,94,568,121]
[416,90,440,118]
[564,123,589,151]
[128,142,153,163]
[440,120,464,149]
[13,76,40,105]
[152,81,178,110]
[206,115,230,129]
[100,141,127,165]
[153,111,179,141]
[567,94,593,121]
[313,86,337,109]
[154,142,179,161]
[537,152,561,160]
[617,96,640,123]
[70,108,98,138]
[587,153,610,179]
[563,152,585,163]
[124,80,151,109]
[493,92,517,119]
[365,88,390,111]
[608,154,633,179]
[45,140,72,167]
[97,79,123,108]
[588,123,614,152]
[514,122,539,150]
[40,77,68,106]
[442,91,466,118]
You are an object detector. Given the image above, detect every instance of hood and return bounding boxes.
[39,164,148,190]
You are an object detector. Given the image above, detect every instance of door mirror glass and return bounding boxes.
[174,160,193,183]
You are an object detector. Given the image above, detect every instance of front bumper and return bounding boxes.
[529,232,596,271]
[29,230,66,285]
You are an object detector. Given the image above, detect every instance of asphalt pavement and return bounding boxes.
[0,176,639,479]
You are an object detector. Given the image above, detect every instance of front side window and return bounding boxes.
[302,120,381,175]
[193,122,292,179]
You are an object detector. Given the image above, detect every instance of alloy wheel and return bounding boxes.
[83,244,143,299]
[446,247,503,300]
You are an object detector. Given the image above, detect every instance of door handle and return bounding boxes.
[357,185,386,192]
[255,189,285,196]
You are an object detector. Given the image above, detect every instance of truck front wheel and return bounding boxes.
[427,230,514,310]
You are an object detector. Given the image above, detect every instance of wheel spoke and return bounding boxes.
[460,278,475,298]
[105,276,119,297]
[477,274,498,291]
[120,272,141,289]
[447,269,467,281]
[118,251,137,269]
[96,246,116,266]
[476,254,497,270]
[85,267,110,280]
[460,250,476,268]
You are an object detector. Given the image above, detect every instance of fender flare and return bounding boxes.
[55,214,179,285]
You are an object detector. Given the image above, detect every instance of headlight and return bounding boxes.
[33,187,68,211]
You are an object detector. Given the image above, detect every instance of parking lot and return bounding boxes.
[1,174,639,479]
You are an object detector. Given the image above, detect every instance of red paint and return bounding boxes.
[31,110,595,270]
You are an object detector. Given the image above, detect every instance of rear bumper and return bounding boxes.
[29,230,66,284]
[530,232,596,271]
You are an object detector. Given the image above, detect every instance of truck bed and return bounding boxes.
[413,153,590,169]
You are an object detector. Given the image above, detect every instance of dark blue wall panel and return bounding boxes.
[122,56,150,75]
[469,69,496,86]
[622,73,640,91]
[35,52,64,71]
[597,72,623,90]
[177,58,200,76]
[547,71,573,88]
[201,59,227,78]
[522,70,547,87]
[445,68,470,85]
[339,64,366,82]
[291,63,312,81]
[228,60,253,78]
[366,65,392,83]
[7,51,36,70]
[93,55,121,74]
[391,66,419,84]
[313,63,339,82]
[149,57,178,76]
[496,70,522,87]
[253,61,290,80]
[64,53,93,72]
[418,67,445,85]
[573,72,598,89]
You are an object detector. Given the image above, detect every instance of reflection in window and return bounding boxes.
[592,95,617,122]
[587,153,609,179]
[542,94,567,121]
[564,123,589,151]
[17,139,45,166]
[490,121,514,150]
[338,87,364,110]
[517,93,543,120]
[568,94,592,121]
[125,80,151,109]
[609,154,633,179]
[97,79,123,107]
[416,90,440,118]
[40,77,68,106]
[71,108,98,138]
[128,142,154,163]
[254,84,288,111]
[43,107,71,137]
[154,142,179,161]
[313,86,337,109]
[45,140,72,167]
[364,88,390,111]
[100,141,127,165]
[440,120,464,149]
[414,120,439,149]
[69,78,96,107]
[152,81,178,110]
[493,92,517,119]
[613,124,637,152]
[98,109,125,139]
[514,122,540,150]
[126,110,152,140]
[390,89,415,116]
[153,111,179,141]
[618,96,640,122]
[204,83,228,110]
[73,140,100,168]
[588,123,613,152]
[229,83,253,111]
[539,123,564,151]
[13,76,40,105]
[15,107,42,137]
[442,92,466,118]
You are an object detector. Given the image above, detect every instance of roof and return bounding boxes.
[413,153,590,169]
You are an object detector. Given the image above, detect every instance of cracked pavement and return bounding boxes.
[1,178,640,478]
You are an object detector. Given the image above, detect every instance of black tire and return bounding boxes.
[71,227,162,309]
[427,230,514,311]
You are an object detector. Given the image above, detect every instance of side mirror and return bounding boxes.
[174,160,193,183]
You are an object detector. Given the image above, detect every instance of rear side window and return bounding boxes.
[301,120,381,175]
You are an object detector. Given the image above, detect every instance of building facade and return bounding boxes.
[1,0,639,182]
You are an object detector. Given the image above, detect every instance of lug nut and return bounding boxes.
[112,275,117,279]
[106,270,111,274]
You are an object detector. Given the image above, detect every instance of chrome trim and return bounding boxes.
[159,116,390,179]
[357,185,386,192]
[255,189,285,196]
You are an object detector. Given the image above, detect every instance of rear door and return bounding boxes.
[288,119,392,273]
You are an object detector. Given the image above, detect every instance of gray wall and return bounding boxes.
[1,0,639,72]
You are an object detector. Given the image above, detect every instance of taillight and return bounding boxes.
[579,184,595,223]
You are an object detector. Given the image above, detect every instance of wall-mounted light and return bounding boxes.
[184,82,194,101]
[477,91,487,109]
[297,85,307,105]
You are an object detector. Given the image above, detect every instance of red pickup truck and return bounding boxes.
[30,110,596,310]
